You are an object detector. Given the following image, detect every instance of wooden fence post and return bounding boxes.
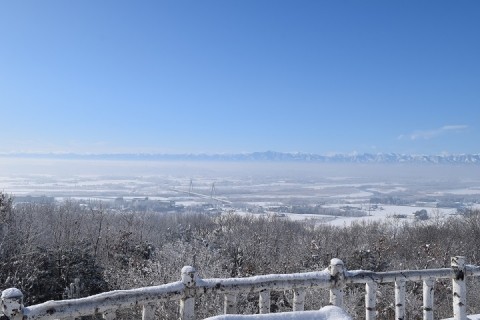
[293,288,306,312]
[395,279,406,320]
[102,310,116,320]
[258,290,270,314]
[365,281,377,320]
[224,293,237,314]
[329,258,345,307]
[451,256,467,320]
[142,304,156,320]
[1,288,24,320]
[423,278,435,320]
[180,266,197,320]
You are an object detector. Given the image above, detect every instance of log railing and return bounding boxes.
[1,256,479,320]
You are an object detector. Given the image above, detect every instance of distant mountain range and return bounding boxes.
[2,151,480,164]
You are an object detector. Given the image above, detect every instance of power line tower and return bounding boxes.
[210,182,216,198]
[189,179,193,195]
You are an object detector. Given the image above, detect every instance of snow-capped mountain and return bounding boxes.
[2,152,480,164]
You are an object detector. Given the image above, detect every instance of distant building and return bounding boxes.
[113,197,125,208]
[413,209,428,220]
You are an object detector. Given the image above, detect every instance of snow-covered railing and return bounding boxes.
[1,256,479,320]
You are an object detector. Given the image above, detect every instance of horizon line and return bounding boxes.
[0,151,479,157]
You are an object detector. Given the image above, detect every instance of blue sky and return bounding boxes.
[1,1,479,155]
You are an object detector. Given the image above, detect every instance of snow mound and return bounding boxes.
[203,306,352,320]
[443,316,480,320]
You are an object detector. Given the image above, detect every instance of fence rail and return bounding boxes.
[1,256,478,320]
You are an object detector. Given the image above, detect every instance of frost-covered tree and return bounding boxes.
[0,192,13,252]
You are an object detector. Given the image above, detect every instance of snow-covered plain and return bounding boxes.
[239,205,457,227]
[318,205,456,226]
[1,159,479,226]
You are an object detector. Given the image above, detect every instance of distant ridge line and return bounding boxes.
[1,151,480,164]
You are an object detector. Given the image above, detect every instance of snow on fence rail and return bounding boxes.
[1,256,479,320]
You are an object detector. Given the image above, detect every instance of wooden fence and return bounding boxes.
[1,256,479,320]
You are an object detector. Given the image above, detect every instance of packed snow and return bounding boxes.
[203,306,351,320]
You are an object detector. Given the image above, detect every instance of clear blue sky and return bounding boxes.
[1,1,479,155]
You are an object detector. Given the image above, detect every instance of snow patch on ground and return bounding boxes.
[203,306,352,320]
[366,186,407,193]
[329,191,373,198]
[443,315,480,320]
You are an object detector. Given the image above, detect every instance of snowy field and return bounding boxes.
[1,158,480,226]
[289,205,457,226]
